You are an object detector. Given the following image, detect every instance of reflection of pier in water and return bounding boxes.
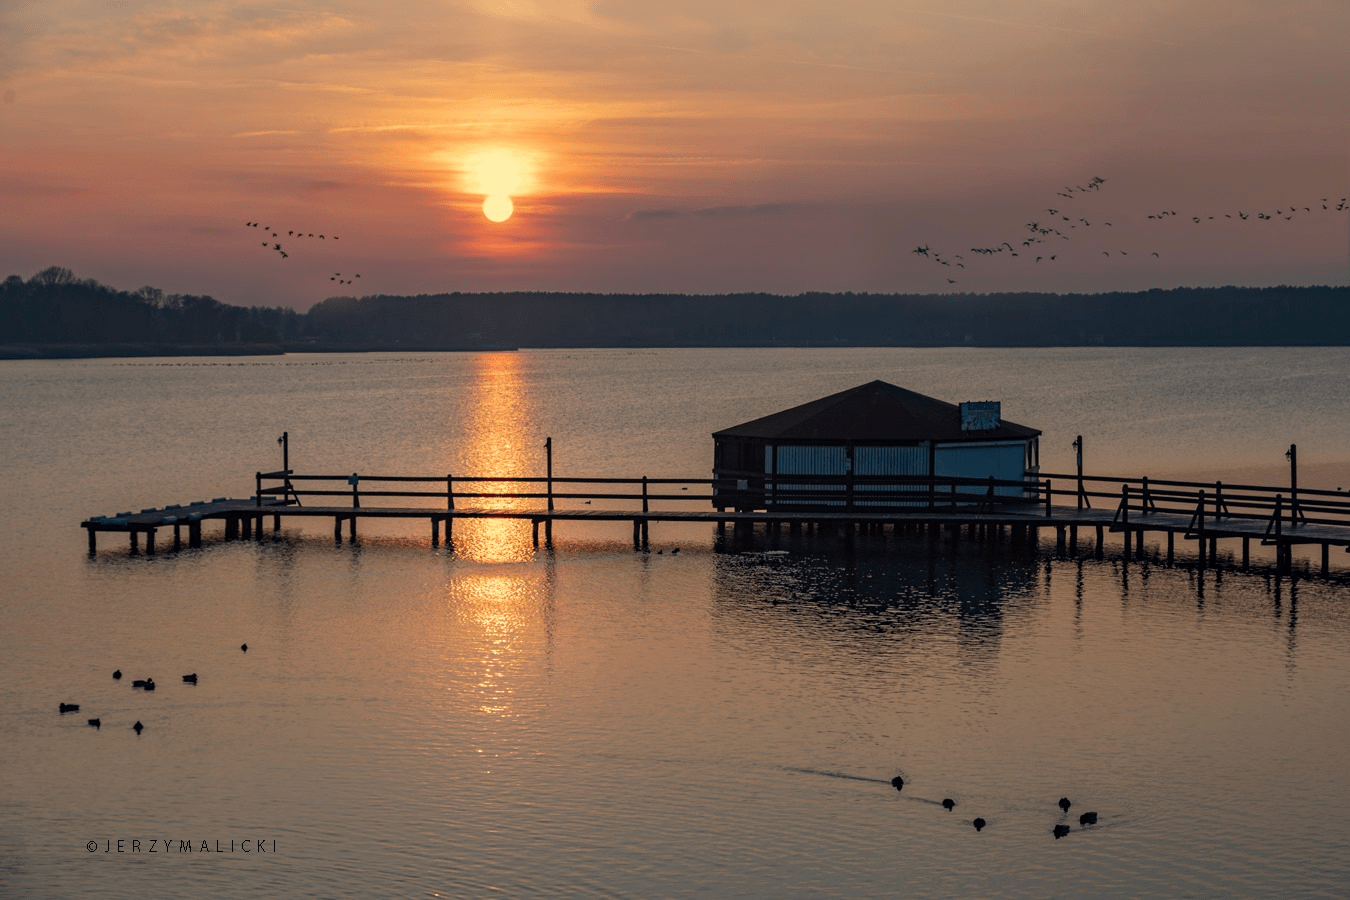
[709,531,1041,662]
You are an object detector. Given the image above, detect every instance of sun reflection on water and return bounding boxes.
[455,352,542,564]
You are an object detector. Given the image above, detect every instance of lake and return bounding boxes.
[3,347,1350,898]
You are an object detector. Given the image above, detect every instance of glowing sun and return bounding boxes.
[483,195,513,222]
[464,148,531,223]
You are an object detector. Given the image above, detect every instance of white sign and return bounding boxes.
[960,401,1000,431]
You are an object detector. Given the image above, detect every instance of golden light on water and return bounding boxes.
[456,351,539,563]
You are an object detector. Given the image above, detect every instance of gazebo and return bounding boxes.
[711,380,1041,511]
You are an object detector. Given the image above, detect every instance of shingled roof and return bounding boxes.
[712,380,1041,442]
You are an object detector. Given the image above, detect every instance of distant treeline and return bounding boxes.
[5,266,1350,357]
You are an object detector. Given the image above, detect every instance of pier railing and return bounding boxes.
[255,467,1350,532]
[1037,471,1350,534]
[255,470,1051,514]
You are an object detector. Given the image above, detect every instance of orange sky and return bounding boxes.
[2,0,1348,309]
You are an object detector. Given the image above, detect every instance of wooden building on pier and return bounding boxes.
[711,380,1041,511]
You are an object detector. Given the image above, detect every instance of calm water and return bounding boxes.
[3,347,1350,898]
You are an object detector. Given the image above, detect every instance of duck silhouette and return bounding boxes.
[1059,797,1071,812]
[1079,811,1098,826]
[88,718,101,729]
[182,674,198,684]
[942,798,955,811]
[113,669,122,680]
[59,702,79,713]
[972,818,986,832]
[890,776,904,791]
[133,720,144,735]
[1053,824,1071,839]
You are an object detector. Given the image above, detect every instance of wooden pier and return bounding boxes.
[81,466,1350,576]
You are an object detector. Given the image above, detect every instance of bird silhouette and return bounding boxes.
[1079,811,1098,826]
[59,702,79,713]
[942,798,955,811]
[1053,824,1071,839]
[182,673,198,684]
[113,669,122,680]
[1059,797,1071,812]
[891,776,904,791]
[972,818,986,831]
[133,720,144,734]
[88,718,101,729]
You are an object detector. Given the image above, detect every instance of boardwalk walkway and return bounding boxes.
[81,468,1350,575]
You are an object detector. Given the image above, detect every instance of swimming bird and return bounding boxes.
[1053,824,1071,839]
[132,679,147,688]
[891,776,904,791]
[182,673,198,684]
[1059,797,1071,812]
[671,547,680,554]
[972,818,986,831]
[133,720,144,734]
[59,702,79,713]
[143,679,156,691]
[113,669,122,680]
[241,643,248,652]
[88,718,101,729]
[942,798,955,811]
[1079,811,1098,826]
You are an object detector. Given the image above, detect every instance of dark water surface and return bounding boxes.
[3,348,1350,898]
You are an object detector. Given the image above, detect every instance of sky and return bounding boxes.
[2,0,1348,310]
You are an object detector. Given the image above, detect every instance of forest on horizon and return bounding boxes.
[4,265,1350,357]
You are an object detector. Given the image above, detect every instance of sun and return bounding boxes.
[462,148,532,223]
[483,195,513,222]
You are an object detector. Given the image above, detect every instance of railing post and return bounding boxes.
[255,472,262,507]
[1214,481,1223,519]
[1141,475,1151,511]
[545,437,554,513]
[349,473,360,508]
[1044,479,1051,516]
[1073,434,1085,509]
[642,476,649,513]
[1197,489,1207,566]
[1121,484,1130,526]
[447,474,454,510]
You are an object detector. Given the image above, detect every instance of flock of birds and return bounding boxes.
[913,175,1350,285]
[889,775,1099,839]
[57,643,248,735]
[245,222,361,287]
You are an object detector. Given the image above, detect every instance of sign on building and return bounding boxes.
[960,401,1000,431]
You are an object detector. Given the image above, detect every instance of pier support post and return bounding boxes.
[130,531,139,553]
[87,528,96,555]
[242,516,252,540]
[189,520,201,548]
[334,517,342,544]
[348,516,356,542]
[633,519,641,551]
[273,514,281,533]
[1322,543,1330,576]
[173,523,182,551]
[255,515,264,541]
[1095,525,1104,558]
[145,529,155,555]
[1136,528,1144,557]
[1056,525,1065,552]
[533,520,540,548]
[1069,525,1077,553]
[432,518,440,548]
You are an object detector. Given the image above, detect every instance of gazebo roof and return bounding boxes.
[712,380,1041,443]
